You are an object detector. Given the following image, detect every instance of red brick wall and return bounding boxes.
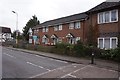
[90,9,119,37]
[37,21,85,45]
[98,23,118,33]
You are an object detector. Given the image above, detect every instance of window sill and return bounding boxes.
[98,21,118,25]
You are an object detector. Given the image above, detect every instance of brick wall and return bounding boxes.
[36,21,85,45]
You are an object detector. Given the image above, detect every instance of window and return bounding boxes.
[98,10,118,24]
[54,26,58,31]
[58,38,62,43]
[75,22,80,29]
[76,37,80,41]
[59,25,62,30]
[98,37,118,49]
[98,38,104,49]
[98,13,104,24]
[104,11,110,23]
[104,38,110,49]
[69,23,74,29]
[68,38,75,44]
[111,10,118,22]
[42,27,48,32]
[54,25,62,31]
[75,37,80,44]
[42,36,48,44]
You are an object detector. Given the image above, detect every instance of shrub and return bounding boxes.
[73,40,86,57]
[99,48,120,62]
[52,42,74,55]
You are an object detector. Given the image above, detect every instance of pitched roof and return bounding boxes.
[87,2,120,13]
[0,26,11,33]
[33,12,88,29]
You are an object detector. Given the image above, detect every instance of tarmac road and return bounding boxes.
[2,47,119,79]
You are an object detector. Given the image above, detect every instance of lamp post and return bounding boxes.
[12,11,18,44]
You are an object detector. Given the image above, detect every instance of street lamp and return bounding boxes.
[12,11,18,44]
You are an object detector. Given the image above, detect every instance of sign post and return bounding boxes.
[33,35,37,45]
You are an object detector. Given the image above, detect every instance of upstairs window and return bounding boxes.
[54,25,59,31]
[54,25,62,31]
[69,23,74,29]
[104,11,110,23]
[98,10,118,24]
[98,13,104,24]
[59,25,62,30]
[111,10,118,22]
[42,27,48,32]
[75,22,80,29]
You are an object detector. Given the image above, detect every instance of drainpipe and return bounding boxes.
[118,8,120,47]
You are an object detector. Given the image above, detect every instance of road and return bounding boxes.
[2,47,119,79]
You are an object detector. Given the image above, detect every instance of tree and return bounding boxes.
[22,15,40,41]
[87,24,99,47]
[12,30,23,40]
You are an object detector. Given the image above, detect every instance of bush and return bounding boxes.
[52,42,74,55]
[73,40,85,57]
[99,48,120,62]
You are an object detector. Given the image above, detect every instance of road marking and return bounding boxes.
[35,55,45,58]
[61,74,76,78]
[68,74,77,78]
[74,66,77,68]
[27,62,38,67]
[61,65,89,78]
[26,62,51,71]
[50,58,68,63]
[55,60,68,63]
[29,64,73,78]
[3,53,16,59]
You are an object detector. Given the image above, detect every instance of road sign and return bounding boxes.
[33,36,37,40]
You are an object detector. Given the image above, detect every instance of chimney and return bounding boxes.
[106,0,120,2]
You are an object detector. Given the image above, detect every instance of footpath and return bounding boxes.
[7,47,119,71]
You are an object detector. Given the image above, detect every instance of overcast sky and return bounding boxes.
[0,0,105,32]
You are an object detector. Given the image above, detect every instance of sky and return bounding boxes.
[0,0,106,33]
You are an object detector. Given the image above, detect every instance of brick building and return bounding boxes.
[87,1,120,49]
[32,1,120,49]
[33,13,88,45]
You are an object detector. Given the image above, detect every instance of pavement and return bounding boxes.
[6,47,119,72]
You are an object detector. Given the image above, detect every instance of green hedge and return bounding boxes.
[12,41,120,62]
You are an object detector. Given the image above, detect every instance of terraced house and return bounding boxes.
[33,13,88,45]
[87,1,120,49]
[32,1,120,49]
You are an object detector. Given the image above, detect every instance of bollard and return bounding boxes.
[91,52,94,64]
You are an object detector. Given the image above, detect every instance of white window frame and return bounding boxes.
[98,37,118,49]
[59,25,62,31]
[111,10,118,22]
[75,22,80,29]
[98,9,118,24]
[54,25,62,31]
[58,38,62,43]
[42,27,48,32]
[54,25,59,31]
[69,23,74,29]
[75,37,80,44]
